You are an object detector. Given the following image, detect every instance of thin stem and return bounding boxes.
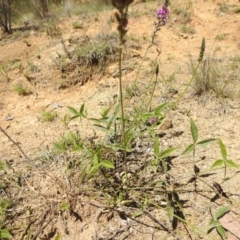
[118,35,127,181]
[166,61,201,115]
[0,126,31,161]
[147,67,158,110]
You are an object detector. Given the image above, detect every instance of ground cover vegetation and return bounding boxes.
[0,0,240,239]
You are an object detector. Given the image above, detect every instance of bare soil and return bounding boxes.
[1,0,240,239]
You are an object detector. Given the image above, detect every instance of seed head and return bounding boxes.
[198,38,205,62]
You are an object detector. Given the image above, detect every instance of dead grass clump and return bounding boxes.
[190,56,240,98]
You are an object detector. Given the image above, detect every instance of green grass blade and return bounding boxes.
[154,138,160,157]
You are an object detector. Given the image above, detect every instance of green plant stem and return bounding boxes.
[166,61,201,114]
[118,40,127,181]
[147,69,158,110]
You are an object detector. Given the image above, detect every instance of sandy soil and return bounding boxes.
[0,0,240,239]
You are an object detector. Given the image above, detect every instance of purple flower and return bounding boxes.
[148,117,158,126]
[156,5,169,24]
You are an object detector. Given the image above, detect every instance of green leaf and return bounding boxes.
[89,163,101,174]
[93,124,108,131]
[79,103,85,115]
[67,106,78,115]
[159,148,178,159]
[53,143,67,152]
[54,233,61,240]
[190,118,198,143]
[167,203,174,223]
[218,139,227,160]
[216,225,226,240]
[101,160,115,169]
[131,211,143,218]
[225,160,239,168]
[182,143,195,155]
[0,229,12,239]
[154,138,160,157]
[70,115,80,121]
[152,159,158,173]
[59,201,70,211]
[0,161,4,171]
[211,160,224,169]
[153,103,168,115]
[215,206,229,219]
[139,113,154,122]
[101,107,111,118]
[197,138,217,146]
[208,219,219,231]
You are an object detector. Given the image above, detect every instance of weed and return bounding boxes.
[215,34,225,41]
[208,206,229,239]
[72,22,83,29]
[181,24,195,34]
[214,46,221,52]
[218,3,228,13]
[44,20,61,37]
[13,83,31,95]
[189,57,233,97]
[0,198,12,239]
[41,111,58,122]
[172,6,191,23]
[70,0,112,16]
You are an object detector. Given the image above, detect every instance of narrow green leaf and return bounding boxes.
[197,138,217,146]
[93,124,108,131]
[153,103,168,115]
[0,161,4,171]
[211,160,224,169]
[159,148,178,159]
[168,203,174,223]
[215,206,229,219]
[190,118,198,143]
[101,107,111,118]
[53,143,67,152]
[218,139,227,160]
[139,113,154,122]
[216,225,226,240]
[182,143,195,155]
[70,115,80,121]
[89,163,101,174]
[208,219,219,231]
[79,103,85,115]
[152,159,158,173]
[225,160,239,169]
[154,138,160,157]
[101,160,115,169]
[0,229,12,239]
[67,106,78,115]
[131,211,143,218]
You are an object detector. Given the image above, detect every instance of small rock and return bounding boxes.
[50,102,65,109]
[158,118,173,131]
[5,115,14,121]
